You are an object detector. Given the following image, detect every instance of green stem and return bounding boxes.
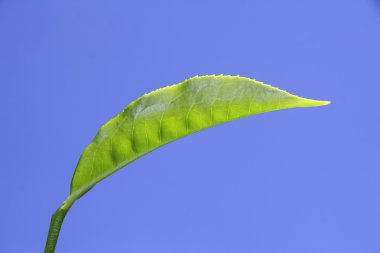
[44,197,76,253]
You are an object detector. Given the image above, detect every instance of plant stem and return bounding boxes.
[44,197,75,253]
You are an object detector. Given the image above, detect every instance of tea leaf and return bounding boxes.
[45,75,329,253]
[71,75,329,196]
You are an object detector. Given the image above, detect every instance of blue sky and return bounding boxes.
[1,1,380,252]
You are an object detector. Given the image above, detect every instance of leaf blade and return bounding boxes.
[70,75,329,197]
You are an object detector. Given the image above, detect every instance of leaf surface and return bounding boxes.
[70,75,329,198]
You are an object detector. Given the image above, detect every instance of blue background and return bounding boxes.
[1,1,380,252]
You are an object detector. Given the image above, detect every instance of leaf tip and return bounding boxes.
[297,98,331,107]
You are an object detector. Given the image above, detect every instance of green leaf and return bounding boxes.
[45,75,329,253]
[70,75,329,197]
